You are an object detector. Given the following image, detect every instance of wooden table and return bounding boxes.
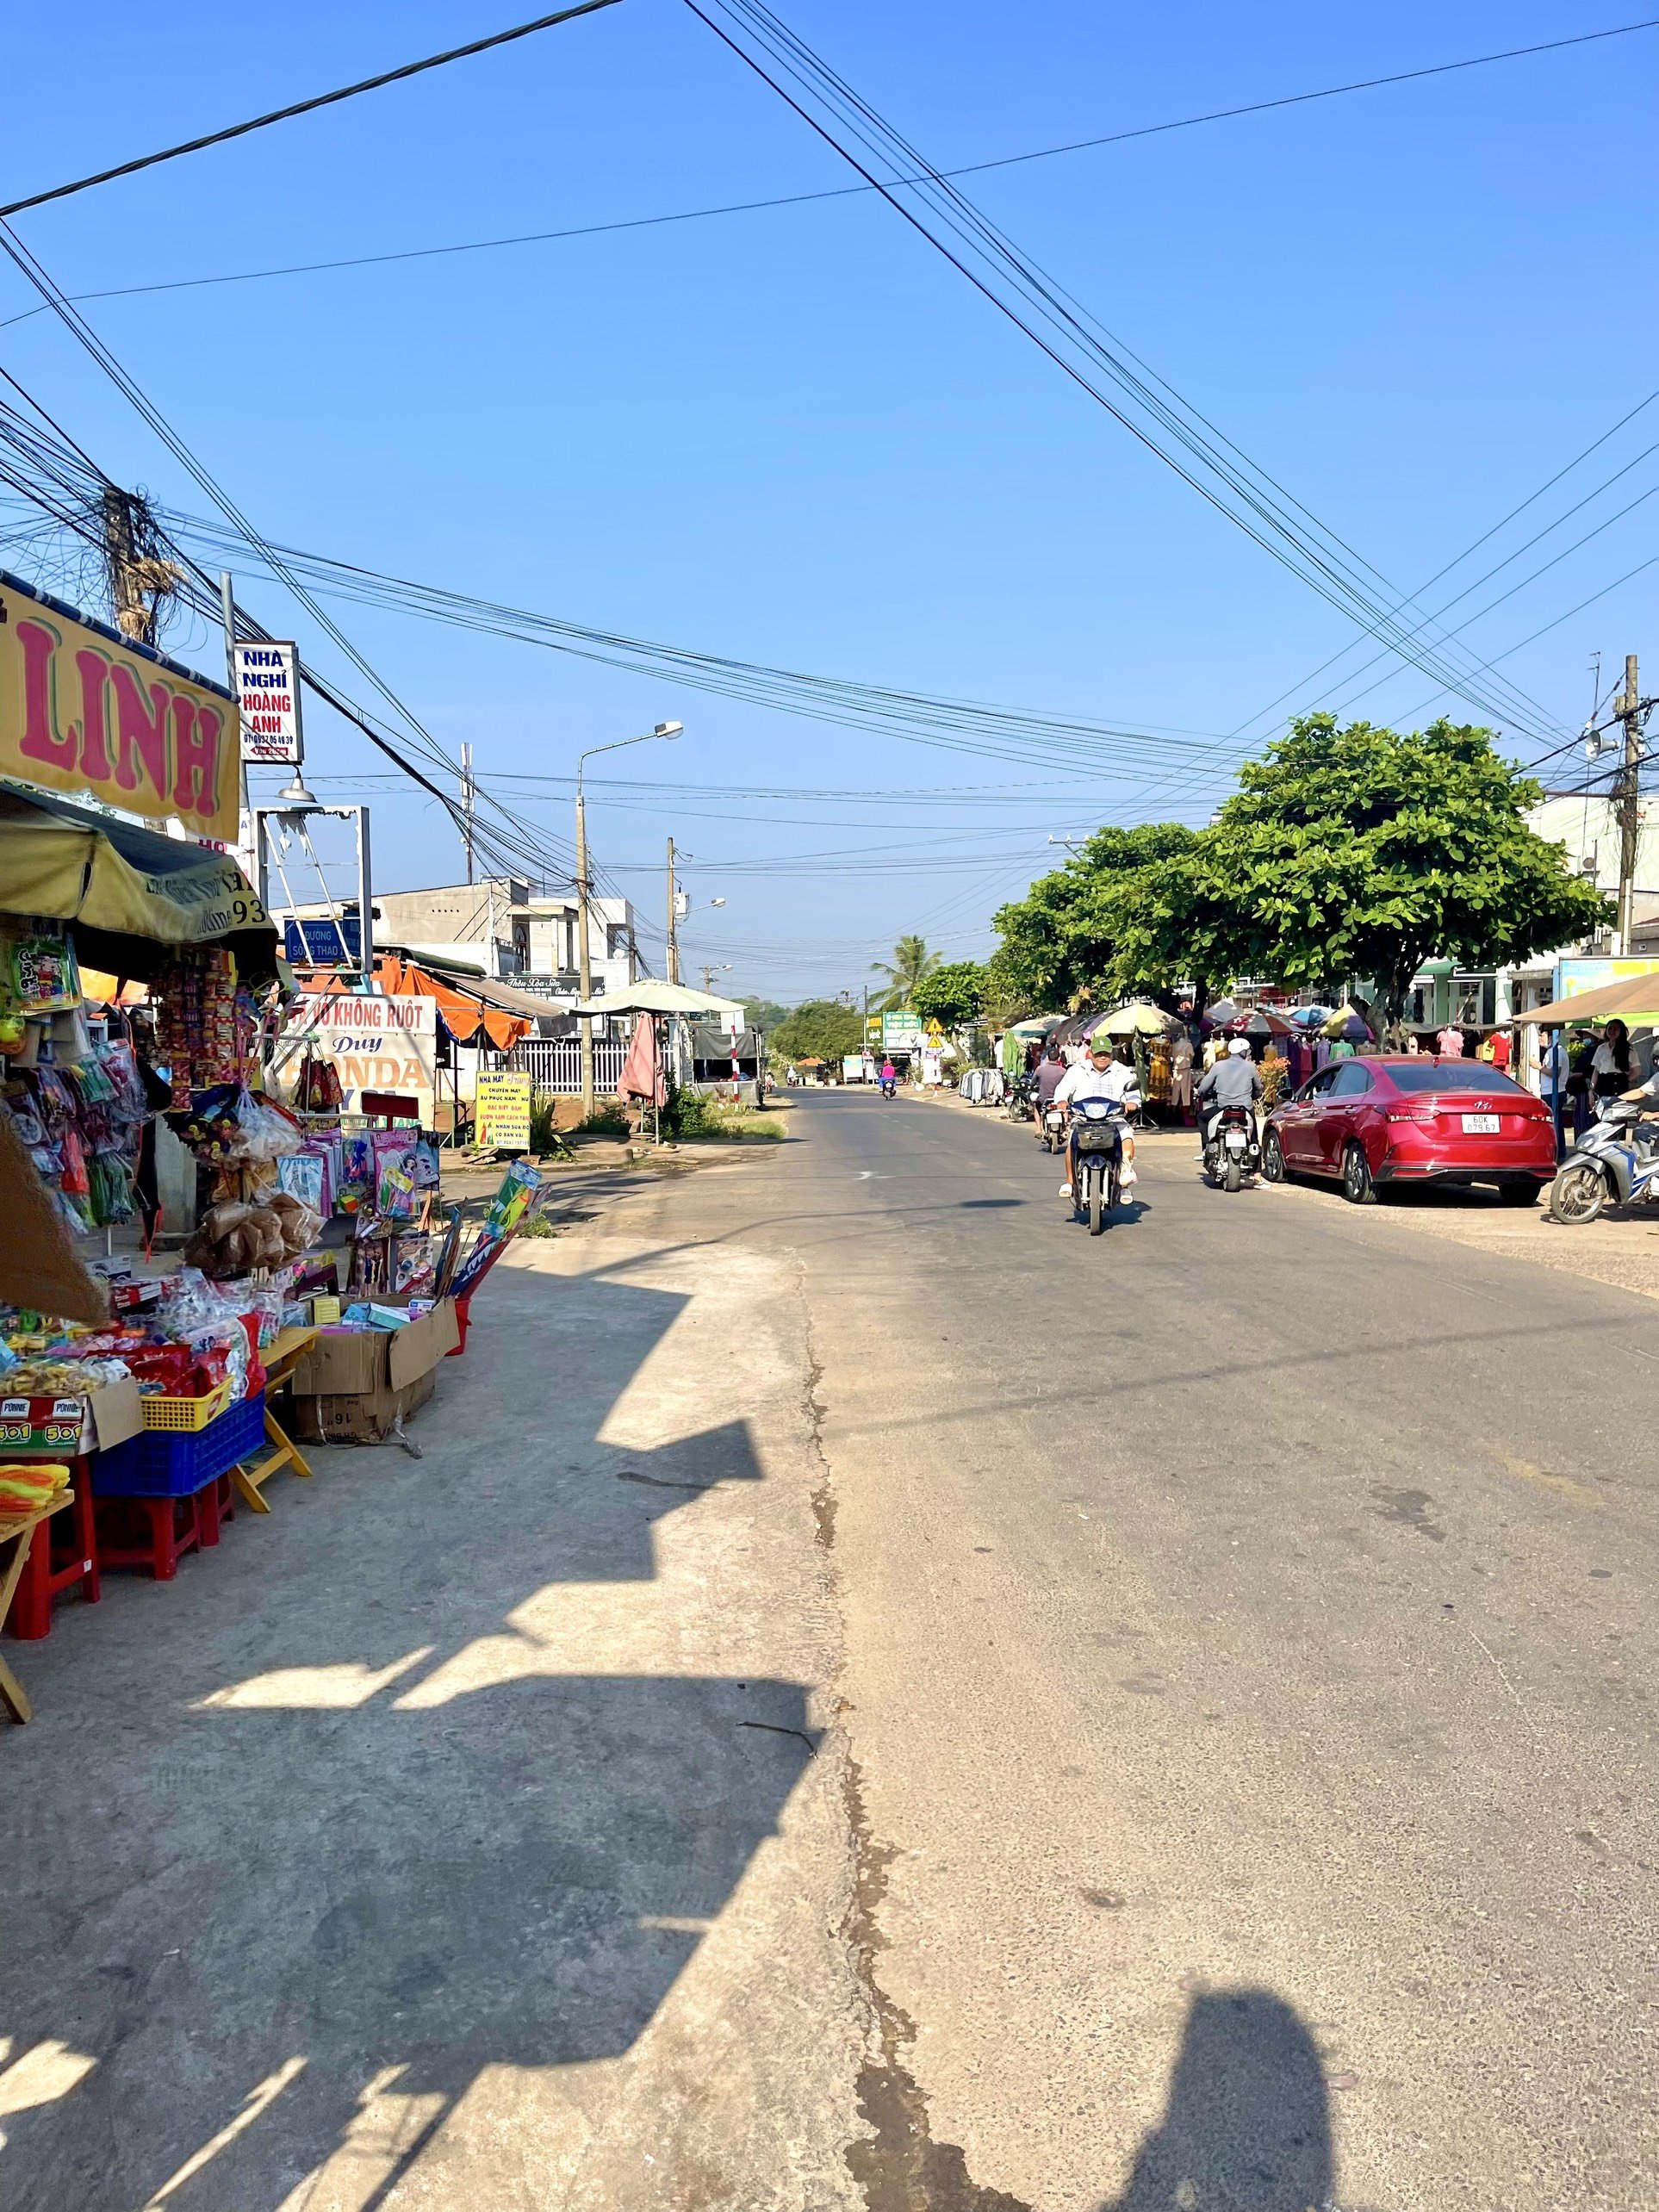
[232,1326,320,1514]
[0,1490,75,1724]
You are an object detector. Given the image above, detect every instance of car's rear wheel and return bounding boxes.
[1499,1180,1541,1207]
[1549,1162,1606,1225]
[1341,1140,1376,1205]
[1261,1128,1286,1184]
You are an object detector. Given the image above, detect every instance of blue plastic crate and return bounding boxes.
[93,1392,267,1499]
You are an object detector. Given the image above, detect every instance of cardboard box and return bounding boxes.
[0,1376,143,1457]
[287,1296,458,1445]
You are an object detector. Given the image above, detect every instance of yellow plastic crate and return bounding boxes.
[140,1378,234,1432]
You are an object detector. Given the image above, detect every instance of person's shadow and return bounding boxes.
[1104,1988,1334,2211]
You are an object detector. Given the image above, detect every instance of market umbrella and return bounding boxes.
[1323,1003,1371,1041]
[1203,997,1240,1027]
[1095,1001,1170,1038]
[1289,1004,1333,1028]
[1243,1007,1295,1038]
[1004,1015,1065,1039]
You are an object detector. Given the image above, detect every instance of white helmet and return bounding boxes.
[1227,1037,1251,1057]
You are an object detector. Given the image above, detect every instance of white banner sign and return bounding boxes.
[234,640,302,763]
[283,992,438,1121]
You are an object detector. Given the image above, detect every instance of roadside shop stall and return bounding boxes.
[0,796,550,1693]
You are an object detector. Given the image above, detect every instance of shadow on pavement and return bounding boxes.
[1102,1988,1335,2212]
[0,1262,815,2212]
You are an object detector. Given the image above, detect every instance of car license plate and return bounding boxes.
[1462,1113,1500,1134]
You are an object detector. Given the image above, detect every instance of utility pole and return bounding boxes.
[700,965,717,993]
[460,743,475,885]
[666,836,680,985]
[1613,652,1645,955]
[575,776,595,1117]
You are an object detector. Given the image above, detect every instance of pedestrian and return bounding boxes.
[1437,1017,1465,1058]
[1566,1023,1599,1136]
[1169,1025,1195,1122]
[1591,1017,1633,1108]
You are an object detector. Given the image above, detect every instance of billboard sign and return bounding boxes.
[0,569,239,842]
[882,1011,923,1050]
[282,992,438,1123]
[233,640,301,764]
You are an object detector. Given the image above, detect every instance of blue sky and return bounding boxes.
[3,3,1655,998]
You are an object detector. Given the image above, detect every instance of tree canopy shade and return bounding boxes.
[988,718,1608,1029]
[910,960,985,1031]
[1190,715,1612,1028]
[770,999,864,1065]
[991,823,1201,1009]
[870,934,942,1011]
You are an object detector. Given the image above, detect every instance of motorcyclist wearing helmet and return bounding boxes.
[1196,1035,1264,1154]
[1055,1037,1140,1198]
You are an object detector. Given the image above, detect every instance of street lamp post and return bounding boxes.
[575,722,681,1115]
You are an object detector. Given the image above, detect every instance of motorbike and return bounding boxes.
[1005,1072,1038,1123]
[1203,1103,1261,1193]
[1549,1097,1659,1224]
[879,1077,898,1099]
[1039,1101,1066,1154]
[1066,1099,1126,1234]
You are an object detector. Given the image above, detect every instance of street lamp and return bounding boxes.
[575,722,682,1115]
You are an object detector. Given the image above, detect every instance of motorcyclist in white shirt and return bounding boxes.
[1196,1036,1264,1155]
[1055,1037,1140,1197]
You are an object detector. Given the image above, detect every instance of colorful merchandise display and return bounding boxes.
[153,948,259,1106]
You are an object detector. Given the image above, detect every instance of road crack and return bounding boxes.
[791,1249,1033,2212]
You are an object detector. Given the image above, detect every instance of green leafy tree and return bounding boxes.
[991,823,1202,1009]
[870,934,942,1010]
[770,999,863,1065]
[1197,714,1612,1031]
[910,960,985,1031]
[741,997,790,1033]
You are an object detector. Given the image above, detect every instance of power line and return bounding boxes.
[685,0,1567,743]
[0,2,624,221]
[5,19,1652,327]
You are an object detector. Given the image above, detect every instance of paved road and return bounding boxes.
[711,1089,1658,2210]
[5,1091,1654,2211]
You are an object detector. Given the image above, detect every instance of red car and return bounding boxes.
[1264,1056,1556,1204]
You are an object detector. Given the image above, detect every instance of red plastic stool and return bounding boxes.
[198,1471,238,1547]
[4,1476,99,1641]
[91,1492,205,1581]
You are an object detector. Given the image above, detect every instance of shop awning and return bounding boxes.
[575,980,748,1019]
[0,780,276,980]
[373,954,535,1048]
[1514,972,1659,1025]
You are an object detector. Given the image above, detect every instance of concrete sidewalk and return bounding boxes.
[1,1197,865,2209]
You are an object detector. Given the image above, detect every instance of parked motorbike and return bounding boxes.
[1067,1099,1126,1235]
[1549,1097,1659,1224]
[1040,1102,1066,1154]
[1203,1103,1261,1194]
[1005,1072,1038,1122]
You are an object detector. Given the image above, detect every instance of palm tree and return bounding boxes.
[870,934,942,1011]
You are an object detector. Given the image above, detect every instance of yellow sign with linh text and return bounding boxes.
[0,574,239,843]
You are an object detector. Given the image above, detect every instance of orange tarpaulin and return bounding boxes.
[296,957,532,1050]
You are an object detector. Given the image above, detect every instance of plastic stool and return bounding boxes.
[4,1477,99,1641]
[92,1492,205,1581]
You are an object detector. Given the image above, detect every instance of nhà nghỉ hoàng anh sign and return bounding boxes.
[233,640,301,764]
[0,570,239,842]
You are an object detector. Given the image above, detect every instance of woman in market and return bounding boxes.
[1590,1017,1632,1110]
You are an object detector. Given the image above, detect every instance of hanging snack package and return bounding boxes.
[9,932,81,1015]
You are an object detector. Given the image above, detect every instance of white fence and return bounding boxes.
[508,1036,628,1095]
